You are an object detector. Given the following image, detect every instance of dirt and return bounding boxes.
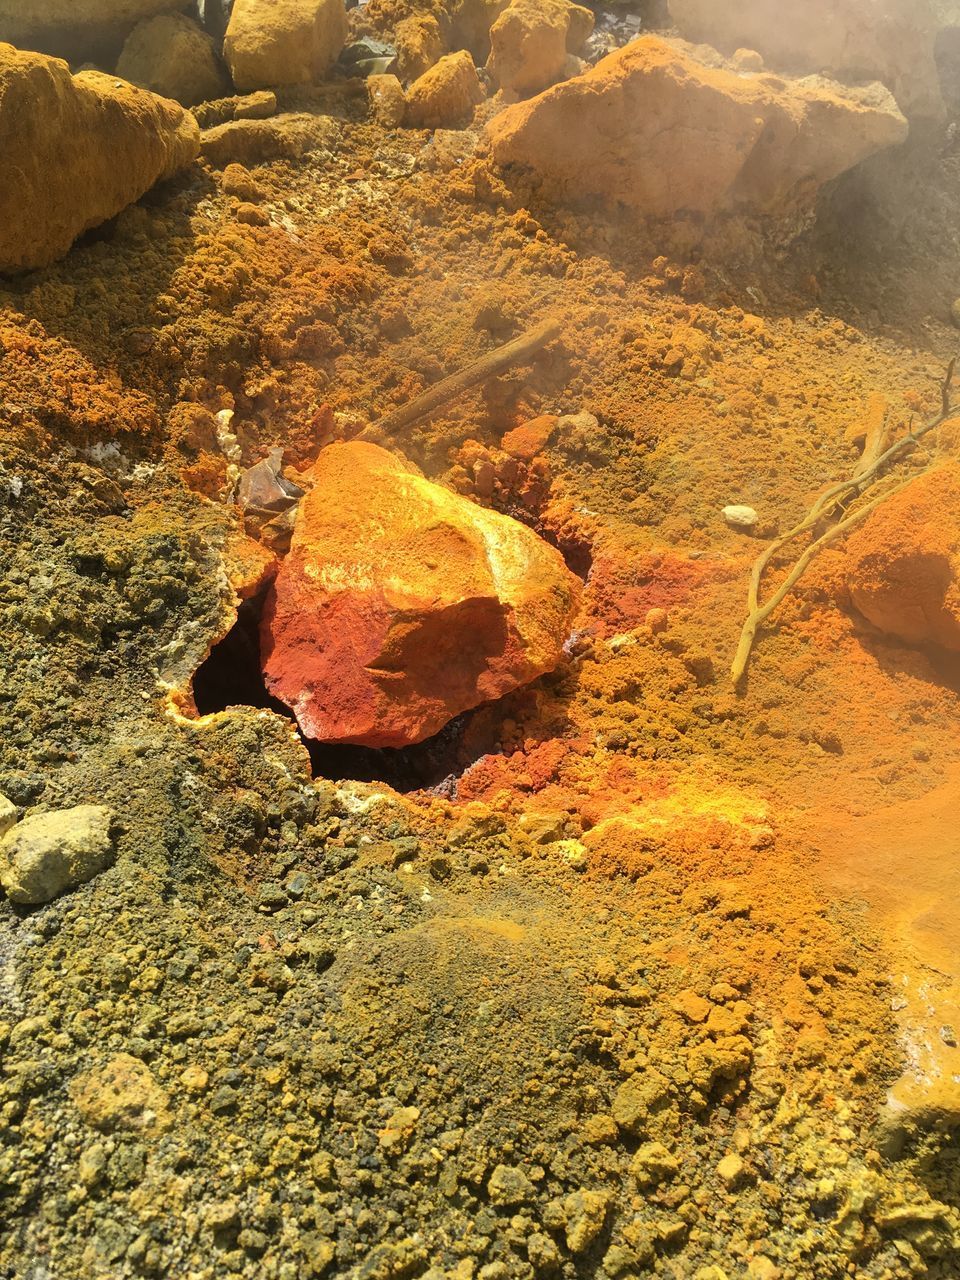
[2,26,960,1280]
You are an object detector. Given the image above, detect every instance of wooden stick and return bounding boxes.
[371,319,562,437]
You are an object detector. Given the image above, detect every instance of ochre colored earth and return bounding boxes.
[2,11,960,1280]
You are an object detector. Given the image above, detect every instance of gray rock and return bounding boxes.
[0,805,117,905]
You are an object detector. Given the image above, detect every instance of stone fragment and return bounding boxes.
[672,989,711,1023]
[716,1152,746,1185]
[563,1189,611,1253]
[117,13,230,107]
[722,504,759,530]
[405,50,485,129]
[669,0,943,119]
[0,794,15,839]
[0,805,116,905]
[0,0,184,63]
[378,1105,420,1152]
[0,44,198,274]
[367,72,406,127]
[193,88,277,128]
[487,36,908,221]
[395,13,445,82]
[260,441,580,748]
[487,0,593,98]
[501,414,557,461]
[220,162,265,200]
[612,1070,671,1134]
[70,1053,171,1133]
[631,1141,680,1187]
[200,112,340,166]
[487,1163,535,1205]
[224,0,348,92]
[845,462,960,652]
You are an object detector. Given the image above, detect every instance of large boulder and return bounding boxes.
[0,0,184,63]
[669,0,943,120]
[486,37,908,221]
[117,13,230,107]
[260,442,581,748]
[223,0,348,92]
[845,463,960,652]
[486,0,593,98]
[1,805,117,904]
[0,44,199,273]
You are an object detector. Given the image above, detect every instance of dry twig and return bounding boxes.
[371,319,562,437]
[731,360,957,687]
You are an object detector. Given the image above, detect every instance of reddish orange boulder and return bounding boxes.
[260,442,581,747]
[845,463,960,652]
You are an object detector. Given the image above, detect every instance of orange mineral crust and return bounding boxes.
[845,461,960,651]
[260,441,581,747]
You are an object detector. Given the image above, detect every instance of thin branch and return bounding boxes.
[731,362,957,687]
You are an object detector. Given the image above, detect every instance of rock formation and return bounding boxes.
[260,441,581,748]
[486,36,908,222]
[486,0,593,99]
[669,0,943,120]
[223,0,348,93]
[0,0,184,62]
[117,13,230,107]
[845,463,960,652]
[405,49,485,129]
[0,43,199,273]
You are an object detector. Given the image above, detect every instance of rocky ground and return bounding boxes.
[2,2,960,1279]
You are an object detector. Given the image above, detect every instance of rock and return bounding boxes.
[722,504,759,530]
[672,989,711,1023]
[0,44,199,274]
[631,1141,680,1187]
[367,72,406,127]
[395,13,445,82]
[117,13,230,107]
[716,1152,746,1185]
[70,1053,171,1133]
[379,1105,420,1152]
[562,1189,610,1253]
[193,88,277,128]
[220,161,265,200]
[223,0,348,92]
[487,0,593,98]
[0,794,15,839]
[845,463,960,652]
[487,1163,535,1205]
[0,805,116,905]
[611,1069,671,1135]
[405,50,485,129]
[260,441,580,748]
[199,111,339,166]
[0,0,184,63]
[486,36,908,222]
[668,0,943,120]
[501,414,557,460]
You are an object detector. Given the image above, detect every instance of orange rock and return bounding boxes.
[486,0,593,99]
[845,463,960,652]
[260,442,581,747]
[486,36,907,220]
[501,414,557,461]
[405,50,485,129]
[669,0,942,120]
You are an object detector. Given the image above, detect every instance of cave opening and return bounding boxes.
[190,588,516,796]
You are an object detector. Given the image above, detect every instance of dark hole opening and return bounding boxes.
[191,587,519,796]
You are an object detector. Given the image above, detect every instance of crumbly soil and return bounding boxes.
[2,42,960,1280]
